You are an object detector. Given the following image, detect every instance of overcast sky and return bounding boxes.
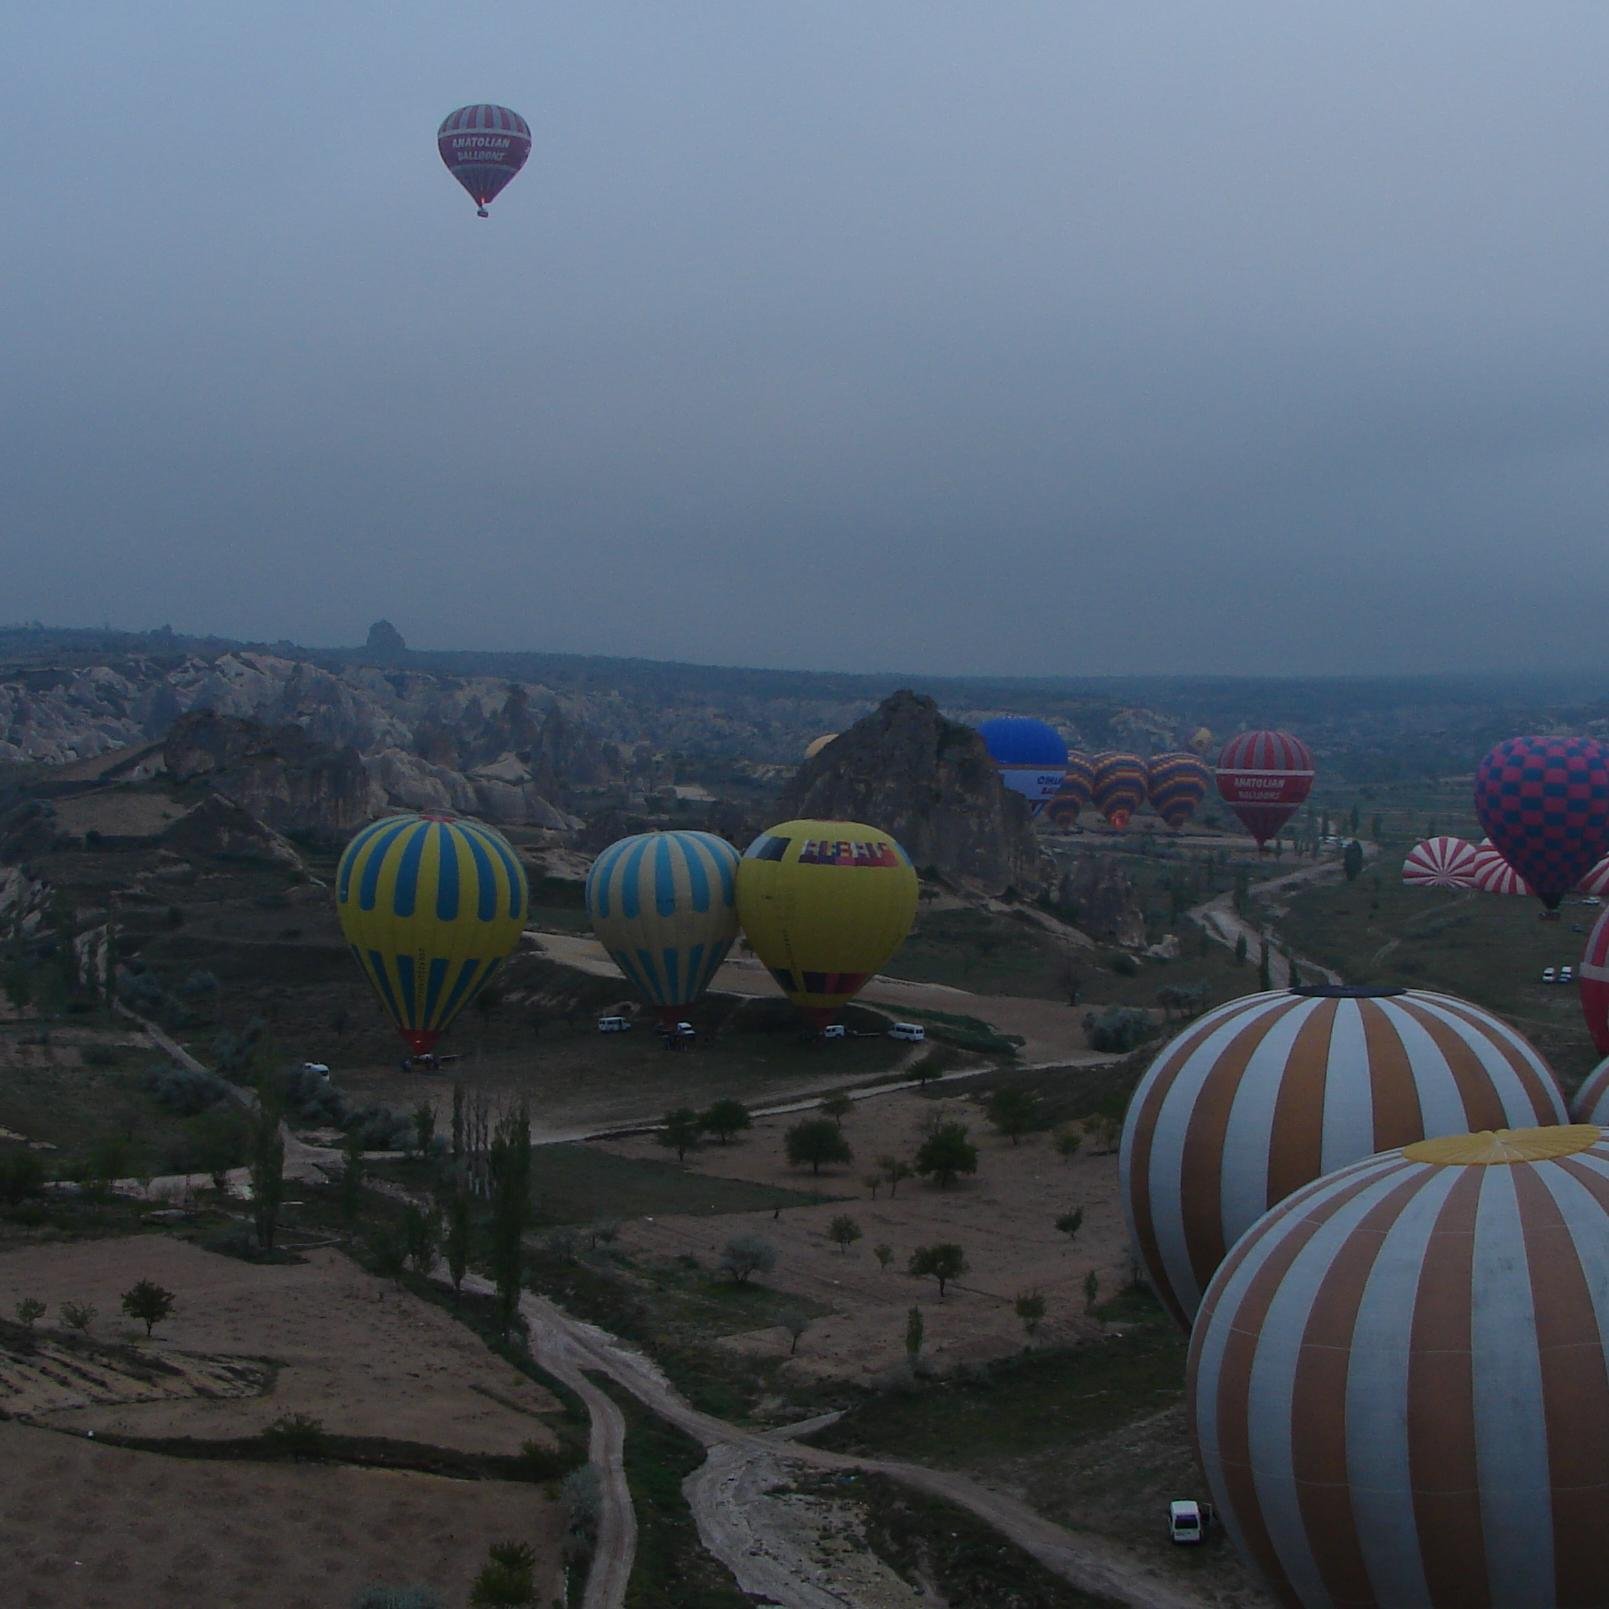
[6,4,1609,677]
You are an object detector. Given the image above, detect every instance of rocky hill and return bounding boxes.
[777,691,1049,897]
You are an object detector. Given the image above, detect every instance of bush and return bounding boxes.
[0,1151,46,1205]
[518,1436,576,1482]
[470,1540,537,1607]
[562,1464,603,1565]
[263,1412,328,1460]
[718,1234,777,1285]
[143,1063,230,1116]
[1107,952,1141,977]
[1086,1006,1156,1053]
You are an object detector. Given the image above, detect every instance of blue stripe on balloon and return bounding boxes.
[611,948,651,1000]
[586,842,620,921]
[654,835,678,917]
[457,825,497,921]
[714,840,737,906]
[685,942,706,999]
[620,837,652,921]
[357,818,415,912]
[393,953,419,1025]
[422,956,450,1026]
[465,821,524,920]
[636,948,664,1003]
[437,958,483,1026]
[663,946,681,1001]
[367,948,403,1024]
[684,837,711,912]
[392,821,428,918]
[339,816,401,903]
[434,823,460,921]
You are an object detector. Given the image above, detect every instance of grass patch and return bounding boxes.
[805,1284,1185,1469]
[889,907,1071,997]
[585,1373,752,1609]
[936,1057,1148,1134]
[796,1468,1119,1607]
[891,1008,1024,1058]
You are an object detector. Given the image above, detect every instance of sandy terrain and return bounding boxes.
[600,1083,1129,1379]
[0,1238,562,1454]
[0,1420,559,1609]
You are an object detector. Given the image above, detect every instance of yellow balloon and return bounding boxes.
[804,733,838,760]
[336,811,528,1054]
[736,819,918,1026]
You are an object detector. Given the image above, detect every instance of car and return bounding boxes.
[301,1062,331,1077]
[1542,967,1557,985]
[1587,897,1603,907]
[819,1024,847,1040]
[597,1016,633,1033]
[1169,1499,1205,1545]
[1561,965,1574,984]
[888,1022,926,1042]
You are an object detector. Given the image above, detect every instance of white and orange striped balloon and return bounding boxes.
[1190,1124,1609,1609]
[1120,986,1566,1330]
[1569,1055,1609,1121]
[1400,835,1478,888]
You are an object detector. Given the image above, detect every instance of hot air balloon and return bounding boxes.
[1189,726,1214,757]
[1120,984,1564,1331]
[1190,1124,1609,1609]
[1146,752,1211,831]
[735,819,917,1028]
[975,718,1067,817]
[1578,854,1609,896]
[1045,751,1095,829]
[1579,906,1609,1057]
[585,831,741,1026]
[1473,734,1609,912]
[336,811,528,1055]
[1570,1051,1609,1119]
[1467,839,1533,895]
[1091,751,1147,829]
[1400,835,1479,888]
[803,733,838,760]
[1214,730,1313,851]
[438,105,532,217]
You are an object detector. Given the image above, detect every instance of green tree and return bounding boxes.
[698,1098,752,1146]
[1054,1127,1083,1164]
[785,1118,853,1175]
[488,1102,532,1336]
[1258,937,1272,991]
[1343,839,1365,881]
[1234,931,1248,966]
[1083,1268,1100,1312]
[1056,1207,1084,1245]
[914,1122,978,1188]
[904,1304,924,1365]
[657,1107,704,1163]
[248,1091,285,1251]
[445,1182,471,1296]
[878,1154,914,1196]
[828,1214,863,1254]
[15,1298,45,1329]
[60,1301,96,1332]
[121,1279,176,1337]
[821,1093,854,1129]
[1015,1289,1046,1344]
[908,1243,968,1299]
[340,1128,364,1223]
[718,1234,776,1285]
[402,1203,442,1276]
[874,1243,893,1273]
[451,1078,466,1160]
[985,1087,1039,1145]
[412,1100,436,1155]
[780,1307,810,1356]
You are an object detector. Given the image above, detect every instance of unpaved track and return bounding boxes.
[518,1288,1208,1609]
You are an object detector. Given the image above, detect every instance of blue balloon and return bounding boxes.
[977,718,1069,817]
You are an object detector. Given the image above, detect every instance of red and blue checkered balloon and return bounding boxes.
[1473,735,1609,911]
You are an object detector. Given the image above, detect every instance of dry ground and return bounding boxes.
[599,1081,1129,1379]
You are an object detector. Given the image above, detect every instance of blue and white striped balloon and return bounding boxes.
[585,831,741,1020]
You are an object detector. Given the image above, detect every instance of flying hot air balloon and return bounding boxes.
[976,718,1067,818]
[735,820,917,1028]
[1401,835,1479,888]
[438,104,531,217]
[1091,751,1147,829]
[1474,735,1609,913]
[585,831,741,1026]
[1145,752,1210,831]
[1190,1124,1609,1609]
[1189,726,1214,756]
[1214,730,1314,850]
[336,811,528,1056]
[1045,751,1095,829]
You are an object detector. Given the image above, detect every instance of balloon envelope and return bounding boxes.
[336,811,528,1054]
[1473,734,1609,910]
[585,831,741,1024]
[1045,751,1095,829]
[438,104,531,213]
[1189,726,1214,756]
[735,819,917,1027]
[803,733,838,760]
[1146,752,1210,830]
[1401,835,1479,888]
[1214,730,1313,848]
[1467,840,1533,895]
[976,718,1067,817]
[1581,906,1609,1056]
[1091,751,1147,829]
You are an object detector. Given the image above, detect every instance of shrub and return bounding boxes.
[828,1215,863,1254]
[1086,1006,1155,1053]
[1108,952,1141,977]
[15,1298,46,1329]
[143,1063,230,1115]
[913,1122,978,1188]
[784,1118,852,1175]
[470,1540,537,1606]
[562,1465,602,1565]
[263,1412,328,1460]
[518,1437,575,1482]
[60,1300,96,1332]
[0,1151,46,1205]
[718,1234,777,1285]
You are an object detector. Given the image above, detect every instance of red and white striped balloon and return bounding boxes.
[1467,840,1533,895]
[1120,986,1565,1330]
[1401,835,1478,889]
[1570,1054,1609,1120]
[1191,1124,1609,1609]
[1577,855,1609,896]
[1578,907,1609,1057]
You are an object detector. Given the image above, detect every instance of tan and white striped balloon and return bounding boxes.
[1190,1125,1609,1609]
[1569,1056,1609,1123]
[1120,986,1565,1331]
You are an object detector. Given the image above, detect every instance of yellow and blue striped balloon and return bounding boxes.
[335,811,528,1054]
[585,831,741,1022]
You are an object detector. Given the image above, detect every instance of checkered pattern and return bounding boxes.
[1474,736,1609,908]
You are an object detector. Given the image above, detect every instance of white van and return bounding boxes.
[1169,1500,1204,1544]
[597,1015,633,1033]
[819,1024,847,1040]
[888,1022,926,1042]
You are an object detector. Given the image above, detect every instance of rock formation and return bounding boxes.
[1055,853,1147,947]
[776,690,1047,897]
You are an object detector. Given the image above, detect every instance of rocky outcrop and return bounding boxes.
[163,711,378,841]
[364,749,577,830]
[1055,854,1146,947]
[365,619,407,657]
[159,793,306,872]
[776,690,1047,897]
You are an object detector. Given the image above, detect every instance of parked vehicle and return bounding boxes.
[1561,965,1575,984]
[301,1061,331,1077]
[820,1024,847,1040]
[1169,1499,1205,1544]
[888,1022,926,1042]
[1542,967,1557,985]
[597,1015,633,1033]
